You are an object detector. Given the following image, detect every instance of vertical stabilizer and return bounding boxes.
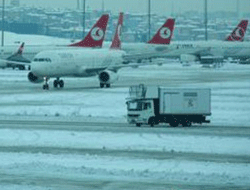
[225,20,248,41]
[147,18,175,45]
[110,12,123,50]
[69,14,109,47]
[16,42,25,55]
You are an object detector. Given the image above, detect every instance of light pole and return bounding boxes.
[82,0,86,38]
[2,0,5,47]
[148,0,151,41]
[237,0,239,20]
[102,0,104,14]
[77,0,79,9]
[204,0,207,41]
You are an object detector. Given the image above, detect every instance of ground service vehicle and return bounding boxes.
[126,84,211,127]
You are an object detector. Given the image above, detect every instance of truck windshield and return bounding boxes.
[127,101,142,111]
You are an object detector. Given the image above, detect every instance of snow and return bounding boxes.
[1,152,249,185]
[1,65,250,126]
[0,129,249,155]
[0,62,250,189]
[0,87,127,118]
[3,31,71,45]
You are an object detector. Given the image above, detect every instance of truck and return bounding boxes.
[126,84,211,127]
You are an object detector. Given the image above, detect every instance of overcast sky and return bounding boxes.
[19,0,250,15]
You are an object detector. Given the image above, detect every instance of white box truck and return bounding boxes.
[126,84,211,127]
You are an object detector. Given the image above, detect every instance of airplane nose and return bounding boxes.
[30,61,44,75]
[30,61,38,72]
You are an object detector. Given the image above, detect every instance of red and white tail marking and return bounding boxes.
[17,42,25,55]
[147,18,175,45]
[110,12,123,50]
[226,20,248,41]
[69,14,109,47]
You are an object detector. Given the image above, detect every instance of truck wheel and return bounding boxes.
[186,121,192,127]
[170,121,179,127]
[182,120,192,127]
[136,123,141,127]
[148,117,156,127]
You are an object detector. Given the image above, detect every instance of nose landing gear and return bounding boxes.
[42,77,49,90]
[100,82,111,88]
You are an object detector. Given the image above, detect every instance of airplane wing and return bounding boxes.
[0,42,31,69]
[122,51,171,62]
[0,58,31,66]
[107,58,165,72]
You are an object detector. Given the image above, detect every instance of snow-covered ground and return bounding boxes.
[0,62,250,189]
[0,62,249,126]
[3,31,71,45]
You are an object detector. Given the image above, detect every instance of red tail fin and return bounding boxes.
[16,42,25,55]
[69,14,109,47]
[147,18,175,45]
[225,20,248,41]
[110,12,123,50]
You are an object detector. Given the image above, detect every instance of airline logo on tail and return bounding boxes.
[147,18,175,45]
[69,14,109,47]
[91,27,104,41]
[110,12,123,50]
[160,27,171,39]
[226,20,248,41]
[117,24,122,41]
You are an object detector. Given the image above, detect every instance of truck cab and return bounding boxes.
[127,99,154,126]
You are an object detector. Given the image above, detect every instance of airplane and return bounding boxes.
[27,12,168,90]
[163,19,250,65]
[225,20,248,41]
[28,12,126,90]
[104,18,175,63]
[107,19,248,64]
[0,14,109,69]
[0,42,31,70]
[169,40,250,65]
[0,15,174,69]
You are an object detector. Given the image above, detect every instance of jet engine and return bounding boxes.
[27,72,43,83]
[98,70,119,84]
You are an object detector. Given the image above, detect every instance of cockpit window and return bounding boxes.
[33,58,52,62]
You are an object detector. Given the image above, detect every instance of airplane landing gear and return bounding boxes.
[43,84,49,90]
[43,77,49,90]
[53,78,64,88]
[100,83,104,88]
[100,82,111,88]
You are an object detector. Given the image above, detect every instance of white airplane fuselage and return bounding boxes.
[31,48,125,78]
[0,45,79,61]
[105,41,250,60]
[169,41,250,58]
[1,40,250,66]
